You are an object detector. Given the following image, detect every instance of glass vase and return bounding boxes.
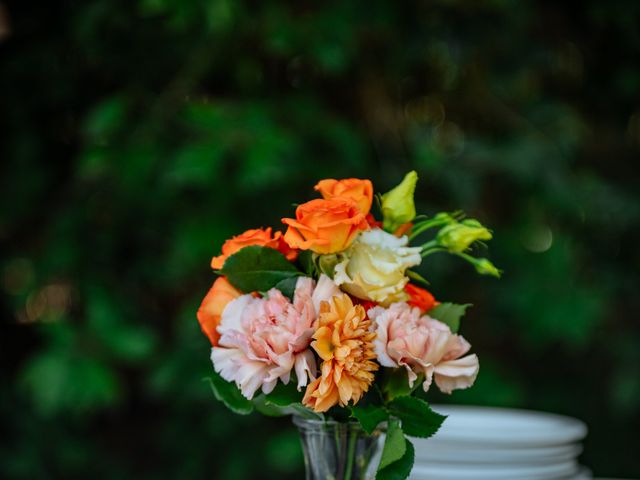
[293,415,384,480]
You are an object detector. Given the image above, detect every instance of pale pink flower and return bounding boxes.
[211,275,340,399]
[368,302,479,394]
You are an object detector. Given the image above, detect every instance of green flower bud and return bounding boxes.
[433,212,458,224]
[381,171,418,232]
[316,253,340,278]
[436,219,492,253]
[471,257,502,278]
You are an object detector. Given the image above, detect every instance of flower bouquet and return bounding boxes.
[197,172,499,480]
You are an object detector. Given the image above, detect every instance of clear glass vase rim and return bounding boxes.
[292,414,387,433]
[293,415,362,427]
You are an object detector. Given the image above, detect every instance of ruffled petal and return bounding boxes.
[433,354,480,394]
[294,349,317,390]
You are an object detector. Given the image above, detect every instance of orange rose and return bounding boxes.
[314,178,373,216]
[211,227,297,269]
[196,277,241,346]
[405,283,438,313]
[282,198,369,254]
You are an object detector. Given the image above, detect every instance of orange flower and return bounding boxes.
[393,222,413,238]
[211,227,297,269]
[365,213,383,229]
[302,294,378,412]
[314,178,374,216]
[282,198,369,254]
[196,277,241,346]
[405,283,437,313]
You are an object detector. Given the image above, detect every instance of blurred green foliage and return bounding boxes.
[1,0,639,478]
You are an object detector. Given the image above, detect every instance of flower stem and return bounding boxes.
[409,220,444,241]
[343,430,358,479]
[455,251,474,262]
[334,427,345,480]
[421,247,448,257]
[419,239,439,251]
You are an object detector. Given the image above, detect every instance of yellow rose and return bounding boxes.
[333,228,422,306]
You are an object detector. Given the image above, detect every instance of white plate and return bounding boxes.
[409,459,580,480]
[413,442,583,464]
[424,405,587,447]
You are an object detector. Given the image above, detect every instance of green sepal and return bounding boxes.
[317,253,340,278]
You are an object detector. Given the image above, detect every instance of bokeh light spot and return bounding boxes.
[521,225,554,253]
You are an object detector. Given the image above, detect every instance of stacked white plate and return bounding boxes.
[410,405,589,480]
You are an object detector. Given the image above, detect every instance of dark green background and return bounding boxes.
[1,0,639,478]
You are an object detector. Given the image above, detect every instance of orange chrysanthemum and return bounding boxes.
[302,294,378,412]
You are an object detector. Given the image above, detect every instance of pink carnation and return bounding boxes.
[368,302,479,394]
[211,275,340,399]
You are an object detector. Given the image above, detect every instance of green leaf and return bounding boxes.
[378,418,405,471]
[252,395,290,417]
[273,276,300,301]
[376,439,415,480]
[22,345,122,416]
[297,250,317,276]
[84,96,127,140]
[262,382,323,420]
[428,302,472,333]
[255,397,322,420]
[388,397,446,439]
[220,245,302,293]
[86,287,157,362]
[286,403,324,420]
[204,372,253,415]
[351,404,389,434]
[379,368,423,401]
[406,269,430,286]
[263,381,300,406]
